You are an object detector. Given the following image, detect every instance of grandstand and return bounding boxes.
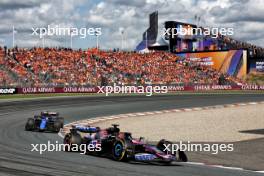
[0,46,243,88]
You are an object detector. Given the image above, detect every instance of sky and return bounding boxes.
[0,0,263,50]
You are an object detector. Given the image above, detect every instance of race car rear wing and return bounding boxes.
[72,125,99,133]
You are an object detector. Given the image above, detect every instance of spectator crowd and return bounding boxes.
[0,46,242,87]
[217,34,264,58]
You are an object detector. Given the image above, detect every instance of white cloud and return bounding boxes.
[1,0,264,49]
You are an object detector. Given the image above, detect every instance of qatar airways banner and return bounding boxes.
[11,85,264,94]
[167,85,264,91]
[17,87,99,94]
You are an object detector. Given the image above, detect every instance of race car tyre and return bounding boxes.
[46,124,53,132]
[53,121,61,133]
[112,139,127,161]
[57,117,64,128]
[63,133,82,152]
[25,118,35,131]
[178,150,188,162]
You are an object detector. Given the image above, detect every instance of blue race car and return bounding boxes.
[25,111,64,133]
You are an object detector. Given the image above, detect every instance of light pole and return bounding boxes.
[70,33,73,49]
[12,26,16,48]
[121,29,124,50]
[145,31,148,49]
[42,36,45,48]
[70,29,73,49]
[95,31,99,49]
[40,28,45,48]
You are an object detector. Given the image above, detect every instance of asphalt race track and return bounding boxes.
[0,94,264,176]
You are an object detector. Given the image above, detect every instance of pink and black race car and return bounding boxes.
[64,124,187,164]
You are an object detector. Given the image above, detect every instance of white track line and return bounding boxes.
[256,171,264,173]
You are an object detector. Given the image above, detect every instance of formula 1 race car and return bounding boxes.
[25,111,64,133]
[64,124,187,163]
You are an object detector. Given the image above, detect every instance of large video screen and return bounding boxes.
[249,59,264,73]
[176,24,194,40]
[176,50,247,79]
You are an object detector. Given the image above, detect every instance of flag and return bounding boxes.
[12,26,17,48]
[13,26,18,34]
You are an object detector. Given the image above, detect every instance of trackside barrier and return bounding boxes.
[0,85,262,94]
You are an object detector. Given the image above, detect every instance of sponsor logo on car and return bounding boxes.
[135,153,157,161]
